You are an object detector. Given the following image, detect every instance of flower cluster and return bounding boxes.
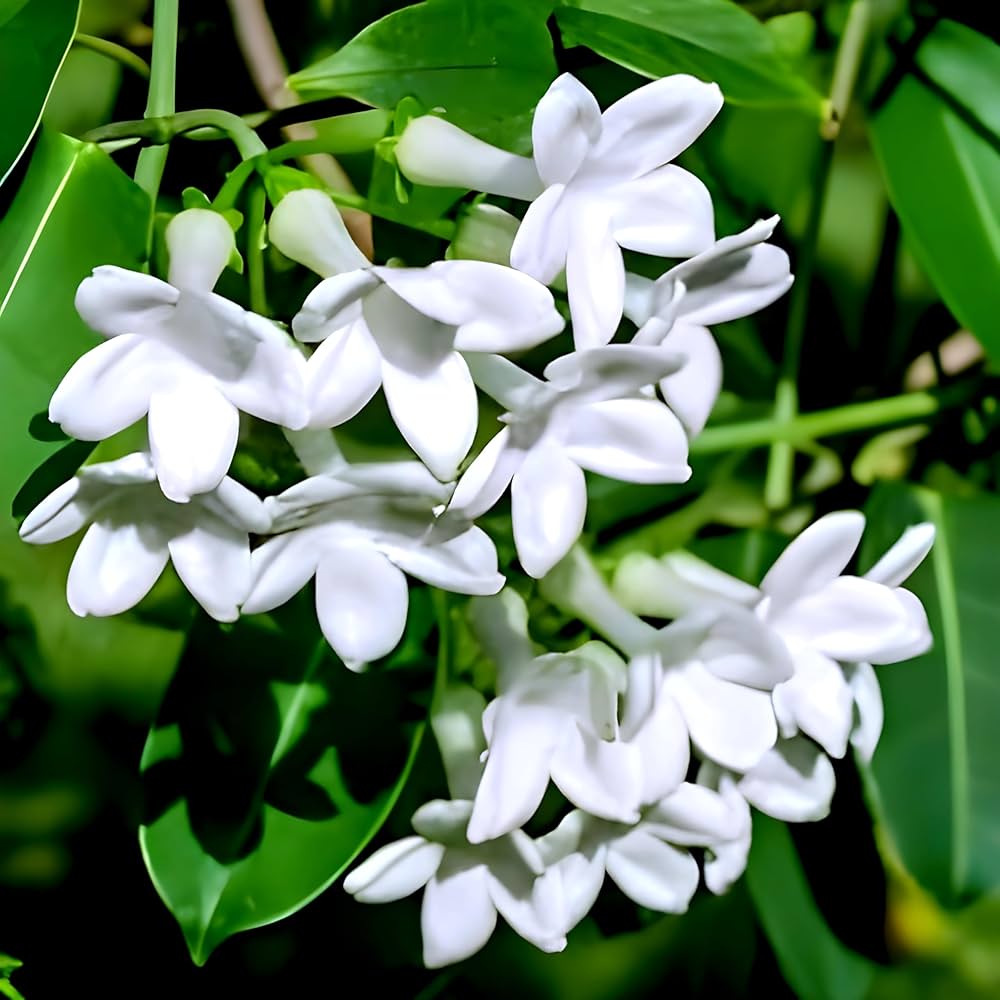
[347,516,931,966]
[17,70,933,966]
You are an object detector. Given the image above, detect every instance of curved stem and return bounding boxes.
[246,182,268,315]
[73,33,150,78]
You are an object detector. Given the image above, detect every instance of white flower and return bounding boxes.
[538,779,750,934]
[18,452,268,621]
[52,210,308,502]
[268,189,565,481]
[343,687,566,967]
[613,512,934,763]
[465,591,690,843]
[241,462,504,669]
[451,347,690,578]
[623,217,794,434]
[396,73,723,348]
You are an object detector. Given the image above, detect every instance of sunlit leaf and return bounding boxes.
[870,69,1000,357]
[140,600,435,964]
[862,483,1000,906]
[288,0,557,153]
[0,128,149,519]
[555,0,823,113]
[0,0,80,185]
[747,814,874,1000]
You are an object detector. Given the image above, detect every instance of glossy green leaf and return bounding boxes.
[746,814,874,1000]
[0,128,149,519]
[288,0,556,152]
[915,20,1000,142]
[869,74,1000,357]
[0,0,80,185]
[555,0,823,114]
[140,602,433,964]
[862,483,1000,906]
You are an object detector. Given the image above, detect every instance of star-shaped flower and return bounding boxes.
[269,189,565,481]
[241,461,504,668]
[451,347,690,577]
[19,452,269,621]
[396,73,723,347]
[52,210,308,502]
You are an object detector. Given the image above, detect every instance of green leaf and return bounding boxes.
[0,128,149,518]
[0,954,24,1000]
[862,483,1000,906]
[746,813,874,1000]
[140,603,432,964]
[869,73,1000,357]
[555,0,823,114]
[288,0,557,152]
[0,0,80,185]
[915,20,1000,143]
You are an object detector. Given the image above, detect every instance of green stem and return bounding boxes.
[88,109,267,160]
[763,0,872,511]
[133,0,178,204]
[692,384,971,455]
[247,182,268,316]
[73,33,150,78]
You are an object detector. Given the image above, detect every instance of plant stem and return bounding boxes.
[693,383,971,455]
[763,0,872,511]
[246,182,268,315]
[133,0,178,204]
[89,109,267,160]
[73,33,150,78]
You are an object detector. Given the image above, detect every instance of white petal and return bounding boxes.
[645,782,745,845]
[422,855,497,968]
[772,649,853,758]
[700,606,794,688]
[605,829,699,913]
[776,576,920,663]
[510,440,587,579]
[376,261,564,353]
[761,510,866,610]
[488,842,567,953]
[381,525,504,596]
[67,519,171,617]
[165,209,235,292]
[565,207,625,349]
[19,478,92,544]
[147,381,240,502]
[610,165,715,257]
[675,242,793,328]
[168,517,251,623]
[657,323,722,435]
[467,697,564,843]
[304,317,382,428]
[77,452,157,486]
[864,523,935,587]
[213,312,310,429]
[549,724,643,824]
[532,73,602,186]
[564,398,691,483]
[448,427,521,520]
[550,843,608,933]
[268,189,369,277]
[543,343,682,400]
[464,353,548,412]
[242,528,323,613]
[509,183,572,285]
[738,738,836,821]
[667,662,777,771]
[411,799,476,842]
[623,272,657,325]
[846,662,884,763]
[74,265,178,337]
[48,336,170,440]
[201,475,271,534]
[591,75,723,181]
[314,547,409,668]
[292,271,381,342]
[396,115,543,200]
[344,836,444,902]
[631,692,690,806]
